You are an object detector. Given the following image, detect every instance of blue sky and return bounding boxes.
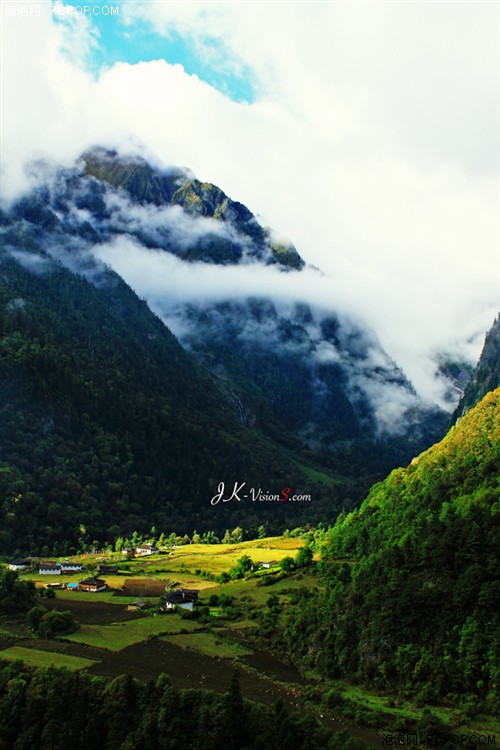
[53,0,256,102]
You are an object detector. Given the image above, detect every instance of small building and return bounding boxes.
[127,600,149,611]
[8,559,31,571]
[66,582,79,590]
[261,561,278,569]
[162,589,199,612]
[78,577,107,592]
[98,564,118,575]
[60,561,84,574]
[135,543,159,556]
[39,562,61,575]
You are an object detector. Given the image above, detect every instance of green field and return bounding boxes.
[65,614,202,651]
[200,572,318,605]
[332,681,500,736]
[52,589,138,604]
[0,646,98,671]
[162,631,253,659]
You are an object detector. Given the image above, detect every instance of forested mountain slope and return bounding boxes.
[282,389,500,711]
[0,249,341,554]
[0,147,451,553]
[452,315,500,421]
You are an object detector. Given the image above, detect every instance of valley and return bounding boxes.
[1,533,498,748]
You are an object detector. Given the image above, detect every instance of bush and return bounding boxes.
[27,606,79,638]
[324,689,343,708]
[266,594,280,608]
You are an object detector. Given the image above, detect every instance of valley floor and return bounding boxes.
[1,538,497,748]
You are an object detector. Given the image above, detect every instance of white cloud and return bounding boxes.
[1,1,498,405]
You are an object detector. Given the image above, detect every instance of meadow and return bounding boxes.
[64,613,202,651]
[0,645,98,670]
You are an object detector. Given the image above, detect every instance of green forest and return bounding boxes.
[0,662,351,750]
[0,249,352,554]
[277,390,500,713]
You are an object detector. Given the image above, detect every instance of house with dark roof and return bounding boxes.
[162,589,199,611]
[78,577,107,592]
[60,561,84,574]
[7,559,31,571]
[98,564,119,575]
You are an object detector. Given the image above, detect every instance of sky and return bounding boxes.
[1,0,499,406]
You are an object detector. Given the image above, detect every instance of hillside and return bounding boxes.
[281,389,500,711]
[453,315,500,420]
[0,249,343,555]
[0,147,450,554]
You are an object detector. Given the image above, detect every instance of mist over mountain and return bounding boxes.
[74,150,448,449]
[0,147,456,552]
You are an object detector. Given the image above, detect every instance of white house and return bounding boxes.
[8,559,31,571]
[78,577,107,592]
[162,589,198,611]
[135,543,159,556]
[60,561,84,574]
[39,562,61,575]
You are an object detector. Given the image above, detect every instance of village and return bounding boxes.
[8,543,157,588]
[4,536,293,618]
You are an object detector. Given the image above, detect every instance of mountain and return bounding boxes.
[0,244,347,555]
[452,315,500,421]
[0,148,449,553]
[80,148,448,461]
[282,388,500,712]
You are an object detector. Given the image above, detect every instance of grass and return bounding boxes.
[53,589,138,604]
[201,572,317,605]
[162,631,253,659]
[297,463,340,486]
[140,538,305,577]
[331,681,499,735]
[0,646,98,671]
[65,613,201,651]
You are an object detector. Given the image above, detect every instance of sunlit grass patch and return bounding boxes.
[65,614,201,651]
[162,631,252,659]
[0,646,98,670]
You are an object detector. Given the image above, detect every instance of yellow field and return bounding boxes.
[156,537,304,576]
[18,536,305,595]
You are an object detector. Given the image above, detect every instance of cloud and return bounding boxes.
[1,2,498,407]
[6,248,53,275]
[102,189,254,258]
[88,235,453,408]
